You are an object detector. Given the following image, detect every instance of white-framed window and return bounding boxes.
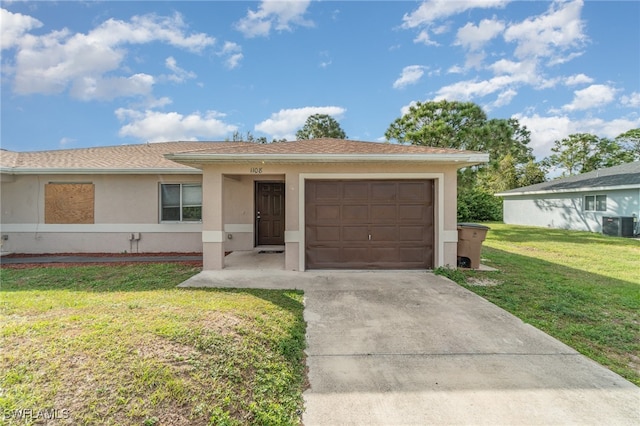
[584,194,607,212]
[160,183,202,222]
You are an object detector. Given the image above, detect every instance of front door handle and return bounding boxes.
[256,211,261,220]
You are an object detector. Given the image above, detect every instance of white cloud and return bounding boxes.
[255,106,346,140]
[116,109,237,142]
[621,92,640,108]
[490,88,517,109]
[414,30,438,46]
[560,84,617,112]
[488,58,535,77]
[59,137,76,148]
[434,73,528,102]
[235,0,313,38]
[503,0,586,62]
[165,56,196,83]
[403,0,508,44]
[319,50,332,68]
[513,113,640,159]
[9,11,214,100]
[564,73,593,86]
[220,41,241,55]
[455,18,505,51]
[393,65,426,89]
[217,41,243,69]
[513,113,572,158]
[0,8,43,50]
[225,53,244,70]
[402,0,509,29]
[71,73,155,101]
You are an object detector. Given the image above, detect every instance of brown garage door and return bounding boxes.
[305,180,434,269]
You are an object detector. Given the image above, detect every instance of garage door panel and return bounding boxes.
[370,247,401,262]
[314,226,340,242]
[343,226,368,241]
[398,204,426,221]
[371,182,397,200]
[399,247,428,262]
[370,225,399,242]
[342,205,368,221]
[306,180,434,269]
[342,247,370,262]
[370,205,397,222]
[398,182,428,200]
[315,205,340,221]
[315,182,340,199]
[398,226,427,241]
[314,247,341,263]
[343,182,369,199]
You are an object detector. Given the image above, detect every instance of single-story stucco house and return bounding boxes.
[0,138,489,270]
[496,161,640,236]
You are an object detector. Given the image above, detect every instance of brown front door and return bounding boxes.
[256,182,285,246]
[305,180,434,269]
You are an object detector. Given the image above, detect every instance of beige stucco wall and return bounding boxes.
[198,161,460,271]
[1,162,462,265]
[0,173,202,253]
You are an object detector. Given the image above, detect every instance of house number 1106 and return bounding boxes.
[250,167,263,174]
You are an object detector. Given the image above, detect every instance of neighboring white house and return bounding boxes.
[496,161,640,236]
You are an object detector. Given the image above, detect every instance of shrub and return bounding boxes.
[458,187,503,222]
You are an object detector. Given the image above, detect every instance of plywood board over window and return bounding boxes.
[45,183,95,224]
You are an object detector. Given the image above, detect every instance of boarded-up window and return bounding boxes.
[45,183,95,224]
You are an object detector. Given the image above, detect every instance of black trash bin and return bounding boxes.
[457,223,490,269]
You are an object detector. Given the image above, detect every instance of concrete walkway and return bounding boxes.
[180,266,639,425]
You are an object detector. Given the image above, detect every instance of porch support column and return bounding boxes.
[284,171,300,271]
[202,169,225,270]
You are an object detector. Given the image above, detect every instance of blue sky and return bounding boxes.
[1,0,639,161]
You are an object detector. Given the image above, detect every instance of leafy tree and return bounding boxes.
[385,100,487,150]
[615,128,640,161]
[226,131,270,143]
[385,100,534,170]
[477,154,518,193]
[544,133,634,176]
[296,114,347,139]
[517,159,547,187]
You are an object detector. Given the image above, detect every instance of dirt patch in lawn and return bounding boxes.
[467,277,502,287]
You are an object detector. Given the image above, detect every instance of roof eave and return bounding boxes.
[0,167,201,175]
[496,183,640,197]
[165,153,490,166]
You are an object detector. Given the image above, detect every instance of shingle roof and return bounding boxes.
[0,139,487,174]
[498,161,640,196]
[0,150,19,169]
[0,142,214,172]
[169,138,479,155]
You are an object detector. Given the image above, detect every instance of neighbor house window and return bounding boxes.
[45,183,95,224]
[160,184,202,222]
[584,195,607,212]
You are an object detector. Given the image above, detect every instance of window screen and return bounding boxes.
[160,183,202,222]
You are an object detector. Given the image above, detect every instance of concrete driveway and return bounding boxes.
[180,268,639,425]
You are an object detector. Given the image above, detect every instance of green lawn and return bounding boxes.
[0,264,306,425]
[442,223,640,386]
